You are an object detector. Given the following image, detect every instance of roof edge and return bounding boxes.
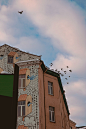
[0,44,41,57]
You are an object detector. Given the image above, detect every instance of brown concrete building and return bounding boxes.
[0,44,71,129]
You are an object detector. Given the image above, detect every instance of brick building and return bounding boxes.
[69,119,76,129]
[0,44,72,129]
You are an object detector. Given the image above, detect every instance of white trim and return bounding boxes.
[48,82,53,95]
[49,108,55,122]
[18,101,25,117]
[15,59,39,64]
[19,78,26,89]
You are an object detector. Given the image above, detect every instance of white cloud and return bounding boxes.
[64,80,86,125]
[14,36,44,54]
[15,0,86,56]
[51,54,86,76]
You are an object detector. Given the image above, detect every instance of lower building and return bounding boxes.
[0,44,72,129]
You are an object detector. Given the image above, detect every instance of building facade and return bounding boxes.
[0,44,70,129]
[69,119,76,129]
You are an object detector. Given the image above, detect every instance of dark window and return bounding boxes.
[18,74,26,88]
[8,56,13,63]
[17,101,25,117]
[49,106,55,122]
[48,81,53,95]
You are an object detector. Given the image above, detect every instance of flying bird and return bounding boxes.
[61,68,63,70]
[50,63,53,66]
[69,70,72,72]
[18,11,23,14]
[64,71,66,74]
[58,71,60,73]
[69,76,70,77]
[55,69,57,71]
[67,66,69,68]
[67,82,69,84]
[61,74,64,76]
[65,78,67,80]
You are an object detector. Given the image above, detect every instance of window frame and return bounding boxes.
[48,81,53,95]
[8,56,13,63]
[17,101,25,117]
[49,106,55,122]
[18,74,26,89]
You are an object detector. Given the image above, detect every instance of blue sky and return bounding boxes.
[0,0,86,126]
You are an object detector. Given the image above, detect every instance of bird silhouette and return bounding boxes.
[18,11,23,14]
[69,70,72,72]
[67,82,69,84]
[64,71,66,74]
[61,74,64,76]
[27,75,37,80]
[61,68,63,70]
[55,69,57,71]
[65,78,67,80]
[69,76,70,77]
[27,102,32,107]
[50,63,53,66]
[67,66,69,68]
[58,71,60,73]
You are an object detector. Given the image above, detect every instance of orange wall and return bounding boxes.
[38,65,45,129]
[44,73,61,129]
[38,65,70,129]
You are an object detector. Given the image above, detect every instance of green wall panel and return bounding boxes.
[0,75,14,97]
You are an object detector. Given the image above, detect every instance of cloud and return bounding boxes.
[15,0,86,57]
[51,54,86,77]
[64,80,86,125]
[14,36,44,55]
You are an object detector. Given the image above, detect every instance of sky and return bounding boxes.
[0,0,86,126]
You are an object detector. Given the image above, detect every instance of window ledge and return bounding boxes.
[18,87,26,89]
[50,120,56,123]
[48,93,54,96]
[8,62,13,64]
[17,115,26,118]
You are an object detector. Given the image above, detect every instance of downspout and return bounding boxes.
[43,67,47,129]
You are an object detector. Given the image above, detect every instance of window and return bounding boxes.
[8,56,13,63]
[18,74,26,88]
[48,81,53,95]
[49,106,55,122]
[17,101,25,117]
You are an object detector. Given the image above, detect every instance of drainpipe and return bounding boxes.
[43,67,47,129]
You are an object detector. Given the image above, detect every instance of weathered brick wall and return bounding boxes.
[16,63,39,129]
[0,44,41,129]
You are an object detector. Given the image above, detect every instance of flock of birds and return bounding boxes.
[50,63,72,84]
[18,11,72,85]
